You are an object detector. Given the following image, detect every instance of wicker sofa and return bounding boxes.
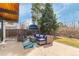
[34,34,47,45]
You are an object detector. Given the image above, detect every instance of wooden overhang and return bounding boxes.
[0,3,19,22]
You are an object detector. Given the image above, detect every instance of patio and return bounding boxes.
[0,38,79,56]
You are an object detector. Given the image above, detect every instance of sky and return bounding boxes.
[19,3,32,24]
[19,3,79,27]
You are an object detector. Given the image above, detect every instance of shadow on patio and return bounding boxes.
[0,38,36,56]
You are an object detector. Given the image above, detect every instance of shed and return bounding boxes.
[0,3,19,42]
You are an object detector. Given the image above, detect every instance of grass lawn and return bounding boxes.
[55,37,79,48]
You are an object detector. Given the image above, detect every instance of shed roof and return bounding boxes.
[0,3,19,22]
